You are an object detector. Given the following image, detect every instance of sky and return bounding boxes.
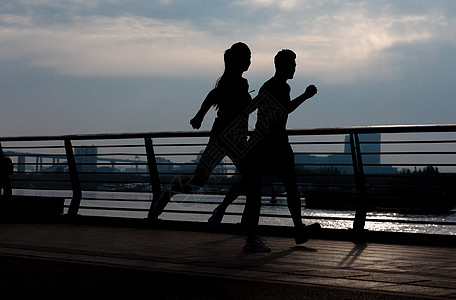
[1,0,455,137]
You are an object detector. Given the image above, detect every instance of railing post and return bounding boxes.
[145,137,162,219]
[64,139,82,216]
[349,133,368,232]
[0,143,12,197]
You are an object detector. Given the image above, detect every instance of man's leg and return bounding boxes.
[281,171,320,244]
[239,157,270,252]
[241,172,261,238]
[279,145,321,244]
[242,174,270,252]
[280,170,303,228]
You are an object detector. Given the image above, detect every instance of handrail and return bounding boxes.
[1,124,455,236]
[2,124,456,142]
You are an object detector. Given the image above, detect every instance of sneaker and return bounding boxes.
[295,225,309,245]
[208,206,225,228]
[244,237,271,253]
[307,222,322,235]
[295,223,321,245]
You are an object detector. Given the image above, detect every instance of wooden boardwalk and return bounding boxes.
[0,221,454,299]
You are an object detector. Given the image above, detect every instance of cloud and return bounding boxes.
[0,14,225,77]
[0,1,454,84]
[232,1,456,82]
[234,0,300,10]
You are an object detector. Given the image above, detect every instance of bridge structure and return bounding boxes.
[2,150,148,173]
[1,124,456,230]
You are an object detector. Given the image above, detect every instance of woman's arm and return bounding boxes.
[190,89,218,129]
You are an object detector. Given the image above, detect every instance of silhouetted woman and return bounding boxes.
[150,42,252,219]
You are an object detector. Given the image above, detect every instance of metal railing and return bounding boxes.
[1,124,455,235]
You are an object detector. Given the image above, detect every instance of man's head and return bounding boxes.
[274,49,296,79]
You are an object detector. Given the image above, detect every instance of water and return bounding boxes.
[13,189,456,236]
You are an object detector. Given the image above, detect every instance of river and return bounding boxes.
[13,189,456,236]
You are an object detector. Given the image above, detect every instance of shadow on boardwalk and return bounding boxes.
[0,221,454,299]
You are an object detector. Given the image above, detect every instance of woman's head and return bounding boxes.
[224,42,251,73]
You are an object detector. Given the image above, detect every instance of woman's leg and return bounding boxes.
[208,178,245,226]
[151,139,226,219]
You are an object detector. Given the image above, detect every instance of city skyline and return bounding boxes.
[1,133,427,176]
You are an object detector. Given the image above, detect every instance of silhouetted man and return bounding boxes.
[242,49,320,252]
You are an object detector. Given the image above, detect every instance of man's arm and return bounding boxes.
[288,85,318,113]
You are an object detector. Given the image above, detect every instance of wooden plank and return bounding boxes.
[0,223,454,299]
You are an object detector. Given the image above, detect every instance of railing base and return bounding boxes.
[53,214,456,247]
[0,195,64,222]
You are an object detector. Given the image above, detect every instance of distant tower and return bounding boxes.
[75,146,98,173]
[344,133,381,165]
[17,156,26,172]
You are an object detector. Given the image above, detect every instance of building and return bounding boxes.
[295,134,397,174]
[75,146,98,173]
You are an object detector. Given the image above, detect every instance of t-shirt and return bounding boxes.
[208,77,252,145]
[256,76,291,144]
